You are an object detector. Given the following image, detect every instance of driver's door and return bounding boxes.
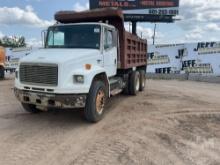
[103,28,117,77]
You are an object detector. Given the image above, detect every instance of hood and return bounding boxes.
[20,48,100,64]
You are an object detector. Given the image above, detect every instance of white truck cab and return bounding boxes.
[14,9,147,122]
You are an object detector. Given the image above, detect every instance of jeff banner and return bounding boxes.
[90,0,179,16]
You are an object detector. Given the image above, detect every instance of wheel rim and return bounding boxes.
[96,89,105,115]
[136,75,140,91]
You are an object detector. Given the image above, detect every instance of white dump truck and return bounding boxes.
[14,8,147,122]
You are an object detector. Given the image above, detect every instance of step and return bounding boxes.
[110,88,122,96]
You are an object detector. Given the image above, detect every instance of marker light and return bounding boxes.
[85,64,92,70]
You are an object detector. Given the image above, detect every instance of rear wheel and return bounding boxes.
[139,70,146,91]
[129,71,140,95]
[84,81,107,123]
[0,66,4,79]
[21,103,41,113]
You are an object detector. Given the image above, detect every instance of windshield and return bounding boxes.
[46,24,101,49]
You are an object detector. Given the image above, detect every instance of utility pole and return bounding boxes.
[153,23,156,45]
[132,22,137,35]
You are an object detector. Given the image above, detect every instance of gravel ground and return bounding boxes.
[0,75,220,165]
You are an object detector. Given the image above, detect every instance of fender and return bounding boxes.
[60,65,110,94]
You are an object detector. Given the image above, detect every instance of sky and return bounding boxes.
[0,0,220,47]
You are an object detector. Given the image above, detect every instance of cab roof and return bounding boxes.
[50,22,115,30]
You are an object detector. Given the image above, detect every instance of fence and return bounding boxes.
[146,73,220,83]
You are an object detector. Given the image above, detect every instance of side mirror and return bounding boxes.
[112,30,118,47]
[41,30,47,48]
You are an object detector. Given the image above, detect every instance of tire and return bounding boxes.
[139,70,146,92]
[129,71,140,95]
[122,75,130,95]
[84,81,107,123]
[0,67,4,79]
[122,83,129,94]
[21,103,41,113]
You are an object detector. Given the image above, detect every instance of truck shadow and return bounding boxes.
[105,94,129,113]
[3,94,130,127]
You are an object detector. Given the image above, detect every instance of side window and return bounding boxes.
[47,31,54,46]
[104,29,113,50]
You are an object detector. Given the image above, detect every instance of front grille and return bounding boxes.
[19,63,58,86]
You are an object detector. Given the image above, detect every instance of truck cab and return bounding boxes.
[14,8,147,122]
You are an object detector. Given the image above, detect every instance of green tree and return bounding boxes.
[0,36,27,48]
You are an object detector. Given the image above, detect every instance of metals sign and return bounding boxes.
[89,0,179,22]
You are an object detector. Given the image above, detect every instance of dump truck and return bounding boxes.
[14,8,147,122]
[0,46,5,79]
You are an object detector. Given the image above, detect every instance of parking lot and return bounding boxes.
[0,75,220,165]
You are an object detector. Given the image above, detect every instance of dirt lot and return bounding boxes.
[0,75,220,165]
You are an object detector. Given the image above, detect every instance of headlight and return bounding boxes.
[74,75,84,83]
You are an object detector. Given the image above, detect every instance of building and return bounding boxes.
[147,42,220,76]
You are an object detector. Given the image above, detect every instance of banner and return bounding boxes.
[90,0,179,16]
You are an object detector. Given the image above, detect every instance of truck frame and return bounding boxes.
[14,8,147,122]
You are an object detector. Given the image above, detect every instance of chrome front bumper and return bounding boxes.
[14,88,87,109]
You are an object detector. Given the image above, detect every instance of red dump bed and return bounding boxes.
[122,32,147,69]
[55,8,147,69]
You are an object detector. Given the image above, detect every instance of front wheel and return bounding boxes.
[21,103,41,113]
[84,81,107,123]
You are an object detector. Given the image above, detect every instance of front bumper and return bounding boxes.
[14,88,87,109]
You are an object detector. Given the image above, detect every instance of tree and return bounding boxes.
[0,36,27,48]
[18,37,26,47]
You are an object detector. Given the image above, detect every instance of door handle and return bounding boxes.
[97,59,102,63]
